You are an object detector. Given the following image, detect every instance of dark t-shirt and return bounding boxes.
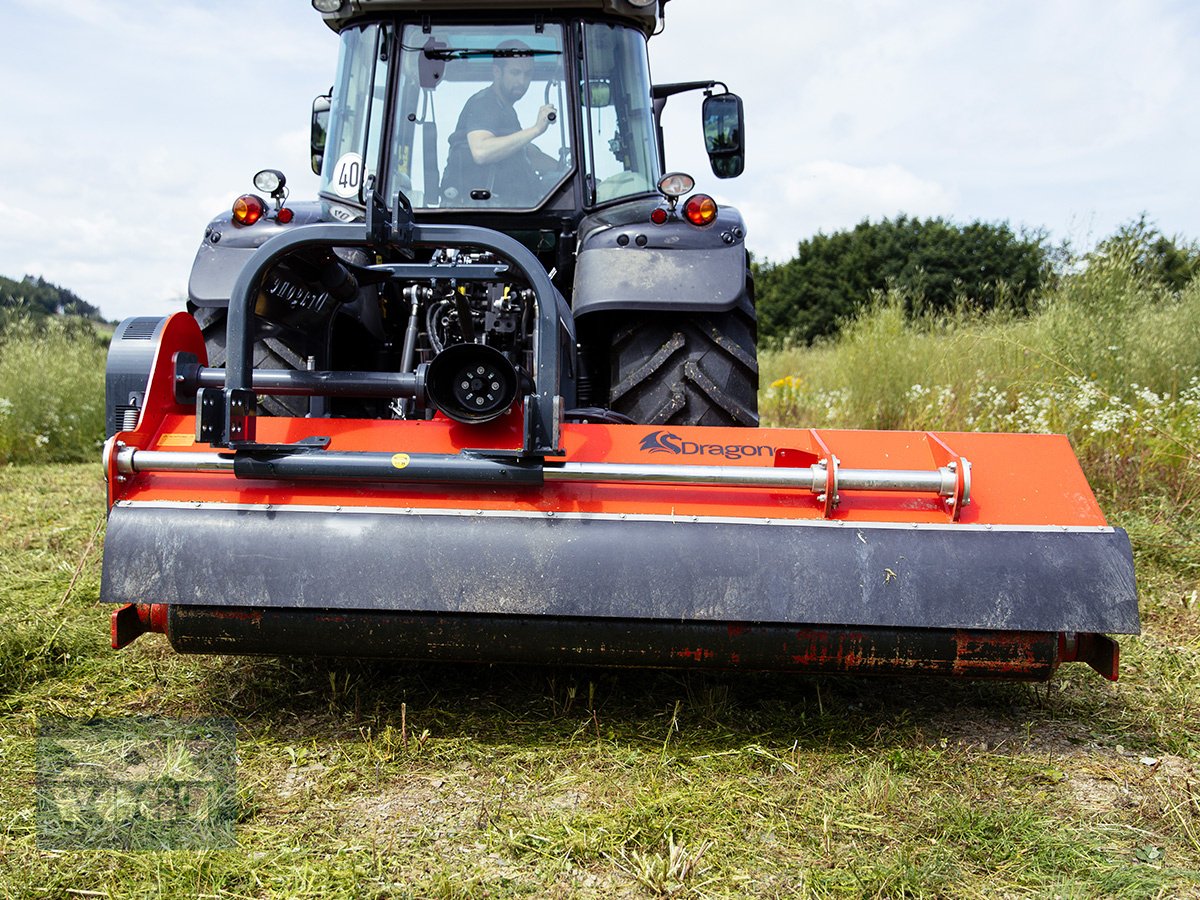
[443,87,537,205]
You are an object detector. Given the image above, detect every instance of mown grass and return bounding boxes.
[1,463,1198,898]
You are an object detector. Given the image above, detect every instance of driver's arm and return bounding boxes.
[467,104,556,164]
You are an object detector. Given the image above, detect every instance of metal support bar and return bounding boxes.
[180,361,423,399]
[364,262,510,281]
[115,447,965,498]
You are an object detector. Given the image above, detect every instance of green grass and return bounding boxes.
[0,316,108,465]
[762,246,1200,503]
[1,464,1197,898]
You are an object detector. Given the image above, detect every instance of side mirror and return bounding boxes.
[311,93,331,176]
[701,92,744,179]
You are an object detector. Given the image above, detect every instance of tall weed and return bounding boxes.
[762,252,1200,502]
[0,316,108,464]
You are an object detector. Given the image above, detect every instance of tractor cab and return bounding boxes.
[311,4,734,228]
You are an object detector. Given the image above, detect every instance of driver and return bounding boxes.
[442,40,561,205]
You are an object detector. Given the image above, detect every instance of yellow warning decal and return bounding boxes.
[391,453,411,469]
[157,433,195,447]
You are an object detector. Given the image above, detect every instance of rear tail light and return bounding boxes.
[232,194,267,226]
[683,194,718,227]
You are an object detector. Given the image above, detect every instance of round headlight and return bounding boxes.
[657,172,695,199]
[312,0,344,13]
[253,169,285,195]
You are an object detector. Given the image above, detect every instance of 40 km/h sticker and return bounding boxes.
[391,453,411,470]
[330,152,364,199]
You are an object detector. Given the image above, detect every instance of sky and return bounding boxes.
[1,0,1198,321]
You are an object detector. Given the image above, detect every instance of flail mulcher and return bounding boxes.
[100,0,1137,679]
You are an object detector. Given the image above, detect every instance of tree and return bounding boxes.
[754,216,1050,344]
[0,275,105,324]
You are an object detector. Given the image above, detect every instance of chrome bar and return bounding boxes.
[117,450,233,474]
[117,447,964,497]
[546,462,956,495]
[545,461,825,490]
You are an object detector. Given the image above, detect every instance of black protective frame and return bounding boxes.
[203,199,563,456]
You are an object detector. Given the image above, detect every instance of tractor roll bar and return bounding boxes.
[208,204,561,455]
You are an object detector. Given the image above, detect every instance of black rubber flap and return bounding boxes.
[100,504,1140,634]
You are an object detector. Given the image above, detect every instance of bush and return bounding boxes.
[754,216,1051,345]
[0,316,108,464]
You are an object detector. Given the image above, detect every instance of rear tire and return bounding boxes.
[609,296,758,427]
[189,304,311,418]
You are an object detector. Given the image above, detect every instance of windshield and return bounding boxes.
[321,21,661,212]
[390,24,568,210]
[581,23,660,205]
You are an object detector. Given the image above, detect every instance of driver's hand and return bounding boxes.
[535,104,557,134]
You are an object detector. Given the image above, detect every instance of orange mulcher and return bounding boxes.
[101,218,1137,680]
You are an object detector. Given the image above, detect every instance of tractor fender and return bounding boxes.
[571,201,749,319]
[188,201,329,307]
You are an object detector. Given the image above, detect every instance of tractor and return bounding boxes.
[101,0,1137,680]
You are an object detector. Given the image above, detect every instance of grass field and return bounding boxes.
[2,246,1199,896]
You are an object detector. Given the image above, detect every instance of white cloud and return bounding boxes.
[0,1,1198,317]
[785,161,957,225]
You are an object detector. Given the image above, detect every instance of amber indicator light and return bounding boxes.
[232,194,266,226]
[683,194,718,227]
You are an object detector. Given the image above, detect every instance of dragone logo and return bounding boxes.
[639,431,776,462]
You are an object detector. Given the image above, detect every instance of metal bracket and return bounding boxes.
[365,180,391,246]
[925,432,971,521]
[1061,632,1120,681]
[774,430,838,517]
[195,387,255,445]
[236,436,331,454]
